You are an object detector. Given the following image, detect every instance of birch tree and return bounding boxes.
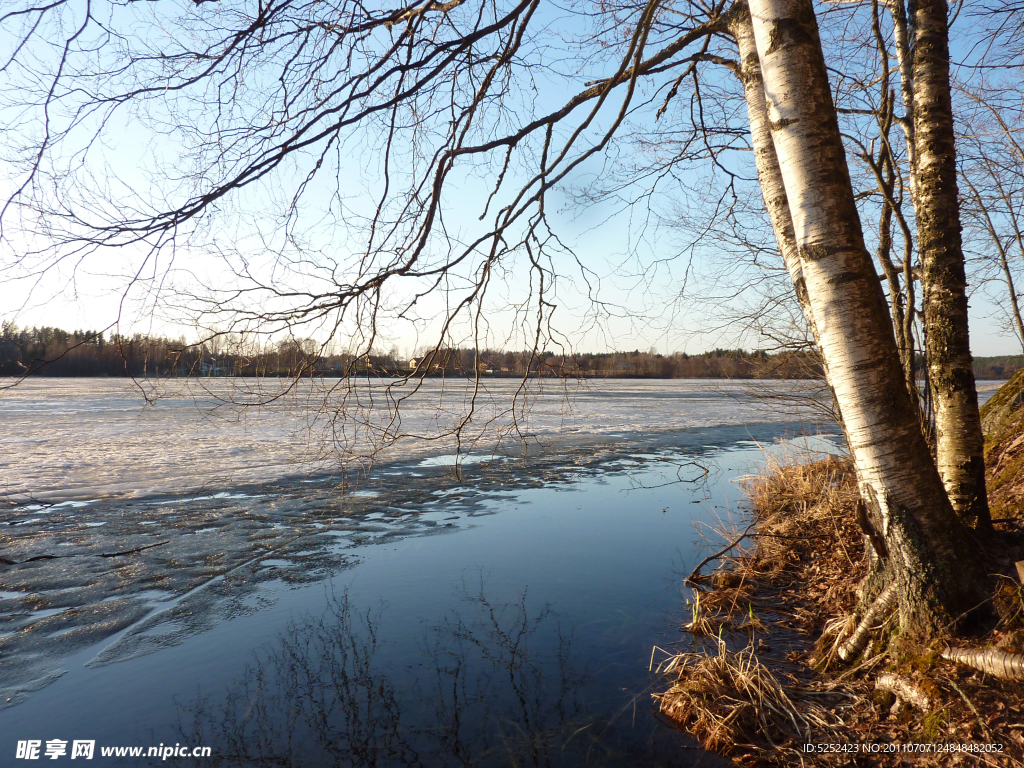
[730,0,992,534]
[908,0,989,529]
[745,0,985,634]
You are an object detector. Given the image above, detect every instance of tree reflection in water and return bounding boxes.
[176,574,685,767]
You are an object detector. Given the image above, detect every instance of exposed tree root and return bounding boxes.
[942,646,1024,680]
[837,581,897,663]
[875,673,934,711]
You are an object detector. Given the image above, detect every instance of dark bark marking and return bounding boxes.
[800,243,832,261]
[827,270,864,286]
[768,116,798,131]
[856,498,888,559]
[765,16,816,56]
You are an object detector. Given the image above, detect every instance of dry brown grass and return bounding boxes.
[741,454,862,598]
[656,447,1024,767]
[654,638,843,763]
[687,453,864,642]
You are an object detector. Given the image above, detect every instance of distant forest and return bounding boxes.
[0,324,1019,380]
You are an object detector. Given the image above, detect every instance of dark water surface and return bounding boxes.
[1,420,841,767]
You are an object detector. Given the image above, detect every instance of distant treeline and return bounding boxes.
[0,323,1018,379]
[971,356,1024,380]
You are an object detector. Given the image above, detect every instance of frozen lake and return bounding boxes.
[0,377,891,765]
[0,377,829,503]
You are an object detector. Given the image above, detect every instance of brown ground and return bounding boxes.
[654,446,1024,767]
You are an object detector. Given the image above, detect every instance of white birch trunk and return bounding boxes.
[745,0,984,636]
[889,0,919,208]
[730,4,843,427]
[731,10,812,330]
[910,0,990,529]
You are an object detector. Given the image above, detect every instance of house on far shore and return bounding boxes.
[408,358,419,370]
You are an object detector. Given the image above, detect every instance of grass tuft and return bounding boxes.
[654,638,838,759]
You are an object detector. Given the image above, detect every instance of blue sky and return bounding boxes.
[0,0,1021,358]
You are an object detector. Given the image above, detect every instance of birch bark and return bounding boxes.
[745,0,984,636]
[729,4,845,430]
[889,0,919,207]
[909,0,990,529]
[730,8,810,328]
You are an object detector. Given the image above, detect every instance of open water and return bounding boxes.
[2,377,969,766]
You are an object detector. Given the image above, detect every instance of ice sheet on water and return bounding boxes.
[12,500,95,513]
[1,377,826,503]
[154,492,266,505]
[416,453,504,468]
[0,669,67,712]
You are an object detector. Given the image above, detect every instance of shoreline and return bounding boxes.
[655,452,1024,766]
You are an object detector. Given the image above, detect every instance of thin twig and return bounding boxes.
[685,520,757,585]
[99,541,169,558]
[947,678,993,742]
